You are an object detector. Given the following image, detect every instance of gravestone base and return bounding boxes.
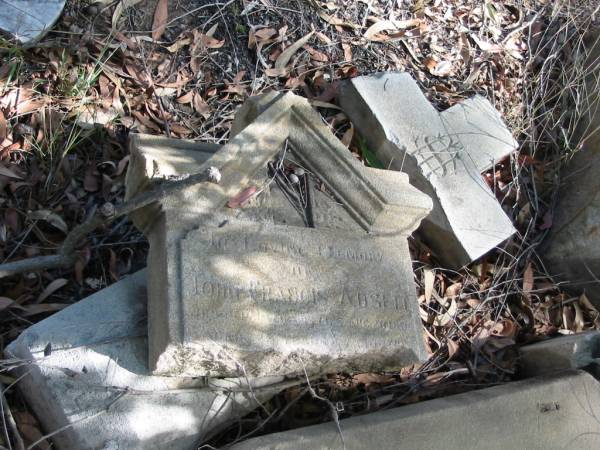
[5,271,287,450]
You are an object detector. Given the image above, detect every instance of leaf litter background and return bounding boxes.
[0,0,599,448]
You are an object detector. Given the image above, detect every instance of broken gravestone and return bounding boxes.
[518,331,600,379]
[125,92,433,377]
[0,1,65,43]
[5,270,289,450]
[340,72,518,268]
[542,33,600,308]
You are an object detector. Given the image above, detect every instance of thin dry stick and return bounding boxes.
[300,363,346,450]
[0,383,24,450]
[0,167,221,278]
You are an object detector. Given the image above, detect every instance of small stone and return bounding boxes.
[288,173,300,184]
[99,201,115,218]
[294,167,306,176]
[206,166,222,184]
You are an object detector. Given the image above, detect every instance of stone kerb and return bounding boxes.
[231,370,600,450]
[126,92,433,377]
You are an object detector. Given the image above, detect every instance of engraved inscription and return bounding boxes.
[179,222,420,359]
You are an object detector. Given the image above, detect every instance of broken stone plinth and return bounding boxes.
[542,35,600,307]
[231,370,600,450]
[126,92,433,377]
[340,73,518,268]
[519,332,600,379]
[0,1,65,43]
[5,270,287,450]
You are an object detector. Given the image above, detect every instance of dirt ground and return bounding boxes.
[0,0,599,448]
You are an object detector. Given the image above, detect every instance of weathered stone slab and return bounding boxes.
[542,34,600,307]
[5,270,287,450]
[340,72,517,268]
[125,133,221,231]
[231,370,600,450]
[126,92,433,377]
[0,1,65,43]
[519,332,600,378]
[180,223,424,376]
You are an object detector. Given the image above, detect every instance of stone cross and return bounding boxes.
[340,73,517,268]
[125,92,433,377]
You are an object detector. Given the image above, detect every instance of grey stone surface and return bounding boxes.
[125,133,221,232]
[231,370,600,450]
[542,35,600,307]
[179,223,423,377]
[126,92,433,377]
[5,270,287,450]
[519,332,600,378]
[0,1,65,43]
[340,72,517,268]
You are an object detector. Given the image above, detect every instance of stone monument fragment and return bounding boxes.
[519,331,600,378]
[542,33,600,307]
[0,1,65,43]
[5,270,287,450]
[126,92,433,377]
[231,370,600,450]
[340,73,518,268]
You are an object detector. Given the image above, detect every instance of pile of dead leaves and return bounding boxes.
[1,0,599,448]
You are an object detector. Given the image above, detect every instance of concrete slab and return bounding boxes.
[231,370,600,450]
[340,72,517,268]
[0,1,65,43]
[542,34,600,308]
[126,92,433,377]
[519,332,600,378]
[5,271,287,450]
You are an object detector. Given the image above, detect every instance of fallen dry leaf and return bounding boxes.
[523,262,534,300]
[22,304,69,316]
[318,11,358,29]
[304,46,329,63]
[0,163,22,179]
[28,210,68,234]
[166,36,191,53]
[227,186,258,208]
[0,297,23,312]
[470,34,503,53]
[430,60,453,77]
[176,91,194,104]
[424,268,435,303]
[152,0,169,41]
[275,31,315,70]
[364,19,421,41]
[37,278,68,303]
[112,0,143,30]
[193,93,211,118]
[341,123,353,147]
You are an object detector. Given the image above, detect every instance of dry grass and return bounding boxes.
[0,0,599,448]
